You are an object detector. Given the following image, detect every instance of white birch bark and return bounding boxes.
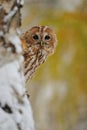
[0,1,34,130]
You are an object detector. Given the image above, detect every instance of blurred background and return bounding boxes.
[22,0,87,130]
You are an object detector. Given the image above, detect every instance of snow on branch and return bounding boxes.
[0,0,35,130]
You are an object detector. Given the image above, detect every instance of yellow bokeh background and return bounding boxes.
[22,1,87,130]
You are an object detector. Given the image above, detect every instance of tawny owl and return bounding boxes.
[21,26,57,82]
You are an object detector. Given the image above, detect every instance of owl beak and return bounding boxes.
[40,41,43,46]
[40,41,45,46]
[37,42,45,47]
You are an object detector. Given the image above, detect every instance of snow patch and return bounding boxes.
[9,35,22,53]
[0,60,35,130]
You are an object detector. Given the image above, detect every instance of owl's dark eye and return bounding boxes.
[33,34,39,40]
[45,35,50,40]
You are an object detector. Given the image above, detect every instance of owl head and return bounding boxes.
[22,26,57,57]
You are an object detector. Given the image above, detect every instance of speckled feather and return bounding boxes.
[21,26,57,82]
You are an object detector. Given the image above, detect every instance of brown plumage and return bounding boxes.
[21,26,57,82]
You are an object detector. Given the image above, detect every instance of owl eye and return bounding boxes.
[44,35,50,40]
[33,34,39,40]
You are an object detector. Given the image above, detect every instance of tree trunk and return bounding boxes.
[0,0,34,130]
